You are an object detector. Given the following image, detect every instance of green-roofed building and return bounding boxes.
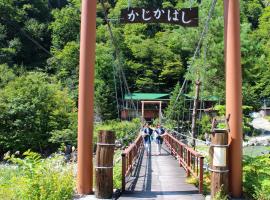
[122,93,170,121]
[124,93,170,101]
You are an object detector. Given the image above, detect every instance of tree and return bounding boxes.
[49,3,80,50]
[165,83,186,121]
[0,72,76,154]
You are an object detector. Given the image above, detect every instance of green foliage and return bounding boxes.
[0,73,76,154]
[0,0,269,156]
[199,114,212,135]
[213,185,228,200]
[214,105,226,116]
[0,151,75,200]
[113,160,122,189]
[0,64,15,88]
[47,41,80,100]
[213,105,253,135]
[243,154,270,200]
[95,118,141,145]
[165,83,186,121]
[49,4,80,49]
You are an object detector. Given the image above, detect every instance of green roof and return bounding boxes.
[125,93,170,100]
[183,94,220,101]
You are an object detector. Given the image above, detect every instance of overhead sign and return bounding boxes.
[120,7,198,27]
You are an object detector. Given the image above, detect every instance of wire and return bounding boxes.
[169,129,208,145]
[112,62,121,118]
[171,0,218,110]
[1,18,53,56]
[100,0,139,117]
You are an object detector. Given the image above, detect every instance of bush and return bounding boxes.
[113,161,122,189]
[95,118,141,146]
[0,150,75,200]
[243,154,270,200]
[213,185,228,200]
[0,72,77,154]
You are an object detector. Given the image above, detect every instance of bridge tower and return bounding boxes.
[224,0,242,197]
[77,0,96,194]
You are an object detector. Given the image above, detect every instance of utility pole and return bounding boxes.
[224,0,242,197]
[191,80,201,147]
[77,0,96,194]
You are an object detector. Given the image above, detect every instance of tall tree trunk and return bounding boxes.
[191,80,201,147]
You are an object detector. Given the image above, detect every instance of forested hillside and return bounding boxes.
[0,0,269,153]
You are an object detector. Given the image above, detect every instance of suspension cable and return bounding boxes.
[100,0,139,117]
[171,0,218,111]
[112,62,121,118]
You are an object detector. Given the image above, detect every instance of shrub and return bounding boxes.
[95,118,141,145]
[213,185,228,200]
[0,72,77,154]
[243,154,270,200]
[0,150,75,200]
[113,161,122,189]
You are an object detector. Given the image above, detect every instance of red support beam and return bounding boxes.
[77,0,97,194]
[224,0,242,197]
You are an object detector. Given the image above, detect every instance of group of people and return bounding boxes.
[141,123,166,155]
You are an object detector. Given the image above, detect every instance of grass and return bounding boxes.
[244,146,270,157]
[265,116,270,122]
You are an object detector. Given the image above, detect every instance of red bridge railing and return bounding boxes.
[121,134,144,191]
[164,133,204,193]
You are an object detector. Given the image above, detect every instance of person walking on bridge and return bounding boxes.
[141,123,153,156]
[154,124,165,155]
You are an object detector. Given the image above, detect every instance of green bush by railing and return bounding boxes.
[243,154,270,200]
[0,150,75,200]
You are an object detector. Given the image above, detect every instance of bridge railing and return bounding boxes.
[164,133,204,193]
[121,134,144,191]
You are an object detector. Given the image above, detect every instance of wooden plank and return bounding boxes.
[119,143,204,199]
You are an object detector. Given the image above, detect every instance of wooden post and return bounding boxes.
[224,0,242,197]
[141,101,145,121]
[210,129,229,198]
[77,0,96,194]
[159,101,162,123]
[191,80,201,147]
[199,156,204,193]
[187,151,191,177]
[95,130,115,199]
[121,152,126,191]
[179,145,183,167]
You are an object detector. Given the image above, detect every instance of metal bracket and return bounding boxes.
[208,168,229,173]
[96,143,115,146]
[95,166,113,169]
[210,144,229,147]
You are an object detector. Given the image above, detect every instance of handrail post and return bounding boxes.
[199,156,204,194]
[121,152,126,191]
[187,150,191,177]
[179,145,183,167]
[129,146,133,173]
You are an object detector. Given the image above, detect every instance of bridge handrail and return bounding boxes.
[164,133,204,193]
[121,134,144,191]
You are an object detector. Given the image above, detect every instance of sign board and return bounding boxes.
[120,7,198,27]
[213,147,227,167]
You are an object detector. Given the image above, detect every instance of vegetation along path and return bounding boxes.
[119,143,204,200]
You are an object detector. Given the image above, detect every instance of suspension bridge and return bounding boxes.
[119,133,205,200]
[76,0,243,199]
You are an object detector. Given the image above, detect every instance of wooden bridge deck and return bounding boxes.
[119,143,205,200]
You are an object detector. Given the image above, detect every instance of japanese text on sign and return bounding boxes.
[120,7,198,27]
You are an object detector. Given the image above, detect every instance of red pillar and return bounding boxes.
[77,0,96,194]
[224,0,242,197]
